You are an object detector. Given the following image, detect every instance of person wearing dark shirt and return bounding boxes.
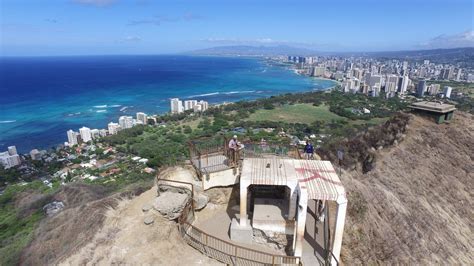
[304,140,314,160]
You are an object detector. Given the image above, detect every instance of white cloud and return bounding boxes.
[202,37,281,45]
[201,37,327,48]
[118,36,141,42]
[128,13,204,26]
[73,0,117,7]
[419,30,474,49]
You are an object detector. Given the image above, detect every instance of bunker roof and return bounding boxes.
[241,157,346,202]
[410,101,456,113]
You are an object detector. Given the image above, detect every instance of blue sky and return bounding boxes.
[1,0,473,55]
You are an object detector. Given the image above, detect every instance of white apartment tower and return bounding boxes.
[170,98,184,114]
[184,100,198,111]
[8,146,17,156]
[108,122,121,135]
[79,127,92,143]
[67,129,78,146]
[0,151,21,169]
[90,129,100,139]
[443,86,452,98]
[136,112,147,125]
[119,116,133,129]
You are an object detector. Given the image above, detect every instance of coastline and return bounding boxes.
[0,56,338,154]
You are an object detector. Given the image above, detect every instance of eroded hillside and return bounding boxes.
[341,112,473,264]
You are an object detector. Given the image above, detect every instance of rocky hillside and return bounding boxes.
[341,112,473,264]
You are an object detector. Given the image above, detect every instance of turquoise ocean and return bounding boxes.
[0,55,336,153]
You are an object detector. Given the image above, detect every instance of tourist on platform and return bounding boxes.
[304,140,314,160]
[228,135,239,165]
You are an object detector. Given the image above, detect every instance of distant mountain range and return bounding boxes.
[187,45,321,57]
[188,45,474,66]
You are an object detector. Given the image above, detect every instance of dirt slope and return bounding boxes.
[341,112,473,264]
[60,185,220,265]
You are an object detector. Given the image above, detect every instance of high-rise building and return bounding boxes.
[428,84,440,95]
[416,80,427,97]
[0,150,21,169]
[8,146,17,156]
[184,100,198,111]
[90,129,100,139]
[67,130,78,146]
[398,75,410,95]
[119,116,133,129]
[30,149,41,160]
[443,86,452,98]
[79,127,92,143]
[440,67,454,80]
[199,100,209,111]
[136,112,147,125]
[402,61,408,70]
[367,74,382,90]
[108,122,121,135]
[352,68,363,80]
[170,98,184,114]
[385,75,399,94]
[456,69,462,81]
[193,100,209,112]
[99,129,108,137]
[312,67,326,77]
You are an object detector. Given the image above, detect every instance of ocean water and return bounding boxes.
[0,55,336,153]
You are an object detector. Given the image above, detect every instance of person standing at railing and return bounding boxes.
[304,140,314,160]
[228,135,239,166]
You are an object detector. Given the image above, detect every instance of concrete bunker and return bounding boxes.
[231,157,348,265]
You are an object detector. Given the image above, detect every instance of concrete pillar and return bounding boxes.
[331,197,348,266]
[288,187,297,219]
[240,182,248,226]
[293,187,308,258]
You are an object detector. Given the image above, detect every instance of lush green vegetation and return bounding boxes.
[0,166,22,187]
[425,81,474,113]
[247,103,346,123]
[98,90,409,167]
[0,181,54,265]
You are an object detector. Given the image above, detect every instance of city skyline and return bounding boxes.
[1,0,473,56]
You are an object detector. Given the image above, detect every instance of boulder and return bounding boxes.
[43,201,65,216]
[153,191,190,220]
[144,216,155,225]
[142,203,153,212]
[194,193,209,210]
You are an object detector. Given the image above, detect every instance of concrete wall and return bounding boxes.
[203,168,239,190]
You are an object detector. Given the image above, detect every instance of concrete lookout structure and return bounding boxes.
[231,157,347,265]
[409,101,456,124]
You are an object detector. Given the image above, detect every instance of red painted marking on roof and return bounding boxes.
[295,168,342,185]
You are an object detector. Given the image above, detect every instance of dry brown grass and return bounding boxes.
[340,112,474,264]
[19,183,150,265]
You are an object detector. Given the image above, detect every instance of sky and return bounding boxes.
[0,0,473,56]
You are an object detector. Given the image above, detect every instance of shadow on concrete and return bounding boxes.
[303,199,327,265]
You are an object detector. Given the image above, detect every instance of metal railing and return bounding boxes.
[243,142,302,160]
[159,175,302,265]
[188,136,233,176]
[178,217,301,265]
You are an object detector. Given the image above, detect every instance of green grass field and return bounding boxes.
[247,104,347,124]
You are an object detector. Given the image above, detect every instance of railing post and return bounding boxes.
[272,256,275,265]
